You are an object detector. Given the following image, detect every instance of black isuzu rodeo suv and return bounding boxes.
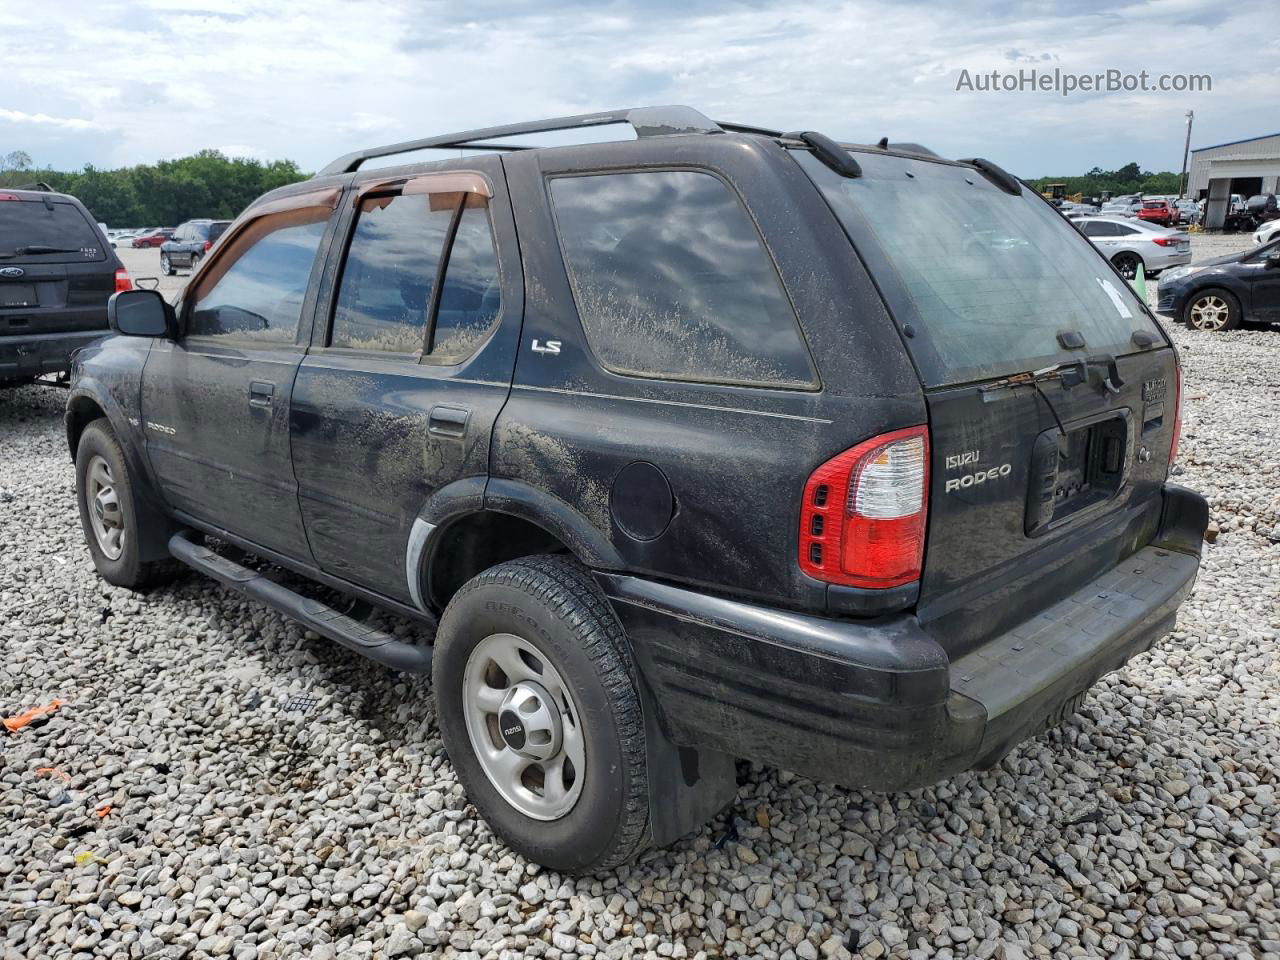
[66,107,1208,873]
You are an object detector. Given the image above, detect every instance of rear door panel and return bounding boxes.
[289,157,523,603]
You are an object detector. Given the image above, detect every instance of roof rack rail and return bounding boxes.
[714,120,784,137]
[316,105,724,177]
[13,181,55,192]
[959,157,1022,196]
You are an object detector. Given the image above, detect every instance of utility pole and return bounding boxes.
[1178,110,1194,199]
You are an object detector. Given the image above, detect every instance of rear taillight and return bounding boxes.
[0,193,19,201]
[114,268,132,293]
[1169,362,1183,466]
[799,425,929,589]
[1152,236,1178,247]
[203,240,212,252]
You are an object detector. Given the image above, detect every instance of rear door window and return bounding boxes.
[330,188,503,362]
[331,192,453,354]
[549,170,816,389]
[0,198,106,262]
[430,203,503,362]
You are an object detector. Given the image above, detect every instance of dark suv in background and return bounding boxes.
[160,219,231,275]
[68,107,1207,873]
[0,185,130,384]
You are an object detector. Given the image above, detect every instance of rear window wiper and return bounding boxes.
[981,355,1125,397]
[13,245,85,255]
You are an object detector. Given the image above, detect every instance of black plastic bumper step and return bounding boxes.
[168,532,432,674]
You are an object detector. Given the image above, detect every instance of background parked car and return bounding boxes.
[160,219,232,275]
[1156,237,1280,330]
[1100,197,1141,217]
[1075,216,1191,278]
[1137,199,1178,227]
[131,228,174,248]
[1175,199,1200,225]
[1254,218,1280,246]
[0,186,131,382]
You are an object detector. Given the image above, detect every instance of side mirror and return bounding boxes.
[108,289,176,338]
[1266,254,1280,270]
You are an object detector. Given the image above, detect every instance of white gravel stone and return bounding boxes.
[2,234,1277,959]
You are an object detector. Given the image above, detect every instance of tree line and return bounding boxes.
[0,149,308,227]
[1027,162,1183,198]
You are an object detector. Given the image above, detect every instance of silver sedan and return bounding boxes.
[1074,216,1192,279]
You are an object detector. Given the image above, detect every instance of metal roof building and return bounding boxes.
[1187,132,1280,229]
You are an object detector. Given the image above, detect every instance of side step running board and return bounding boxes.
[168,532,433,674]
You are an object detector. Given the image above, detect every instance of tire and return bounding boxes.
[1111,252,1142,280]
[75,419,178,589]
[160,254,173,276]
[188,253,201,273]
[1183,287,1241,332]
[433,555,651,873]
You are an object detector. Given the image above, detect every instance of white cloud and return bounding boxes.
[0,107,96,130]
[0,0,1275,176]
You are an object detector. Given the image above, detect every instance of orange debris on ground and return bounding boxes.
[36,767,71,781]
[2,699,64,732]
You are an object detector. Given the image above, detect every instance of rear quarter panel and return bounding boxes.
[495,136,924,611]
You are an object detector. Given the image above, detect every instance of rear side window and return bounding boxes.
[0,199,106,262]
[187,209,328,342]
[549,171,816,389]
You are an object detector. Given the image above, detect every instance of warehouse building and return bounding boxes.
[1187,132,1280,229]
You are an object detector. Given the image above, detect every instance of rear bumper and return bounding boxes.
[0,329,107,377]
[1148,248,1192,273]
[602,484,1207,791]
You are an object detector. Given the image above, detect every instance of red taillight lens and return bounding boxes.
[0,193,19,201]
[203,240,212,252]
[114,268,132,293]
[1152,236,1177,247]
[1169,362,1182,466]
[799,425,929,589]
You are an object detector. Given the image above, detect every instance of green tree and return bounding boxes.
[0,150,309,223]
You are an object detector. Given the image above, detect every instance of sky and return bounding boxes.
[1,0,1276,178]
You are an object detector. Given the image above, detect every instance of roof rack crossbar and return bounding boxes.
[317,105,723,177]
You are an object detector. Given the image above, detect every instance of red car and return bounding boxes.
[1136,200,1178,228]
[131,228,175,248]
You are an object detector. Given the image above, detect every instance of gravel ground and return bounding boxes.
[2,236,1278,960]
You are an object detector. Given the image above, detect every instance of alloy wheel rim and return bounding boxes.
[86,454,125,560]
[462,632,586,821]
[1190,295,1230,330]
[1116,257,1138,279]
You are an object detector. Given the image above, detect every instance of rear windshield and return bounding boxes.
[797,151,1163,386]
[202,222,231,242]
[0,198,106,262]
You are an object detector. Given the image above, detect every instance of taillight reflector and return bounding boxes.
[114,268,132,293]
[799,426,930,589]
